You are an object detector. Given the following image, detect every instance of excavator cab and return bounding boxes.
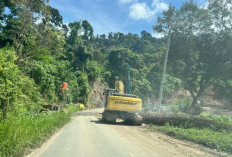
[105,89,118,107]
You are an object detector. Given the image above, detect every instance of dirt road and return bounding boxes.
[27,109,229,157]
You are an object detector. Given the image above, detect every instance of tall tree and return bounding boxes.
[154,0,232,113]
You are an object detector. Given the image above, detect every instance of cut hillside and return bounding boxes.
[87,80,106,108]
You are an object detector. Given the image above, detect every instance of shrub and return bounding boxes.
[199,112,232,125]
[158,124,232,153]
[0,105,79,157]
[0,49,40,118]
[169,96,192,113]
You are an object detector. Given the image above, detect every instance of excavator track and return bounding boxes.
[102,110,143,126]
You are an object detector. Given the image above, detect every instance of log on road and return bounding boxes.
[141,113,232,131]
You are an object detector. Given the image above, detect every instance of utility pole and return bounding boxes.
[157,29,171,113]
[127,64,131,94]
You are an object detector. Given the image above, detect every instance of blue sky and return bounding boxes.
[50,0,207,36]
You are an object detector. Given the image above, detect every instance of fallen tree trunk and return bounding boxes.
[141,113,232,132]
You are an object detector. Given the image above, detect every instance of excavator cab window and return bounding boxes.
[105,89,118,107]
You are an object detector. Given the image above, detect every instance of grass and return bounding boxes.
[156,124,232,153]
[151,113,232,154]
[0,105,80,157]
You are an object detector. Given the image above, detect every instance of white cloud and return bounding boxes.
[119,0,135,4]
[152,0,169,12]
[129,0,168,20]
[129,3,155,20]
[152,32,165,38]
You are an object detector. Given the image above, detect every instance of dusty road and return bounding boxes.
[27,109,229,157]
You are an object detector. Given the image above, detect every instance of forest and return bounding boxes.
[0,0,232,118]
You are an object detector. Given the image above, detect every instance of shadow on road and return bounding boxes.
[73,111,101,117]
[90,118,135,126]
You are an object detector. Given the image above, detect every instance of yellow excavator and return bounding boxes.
[102,80,143,125]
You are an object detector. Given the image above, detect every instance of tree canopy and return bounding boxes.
[1,0,232,117]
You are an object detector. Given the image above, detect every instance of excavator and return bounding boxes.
[102,80,143,125]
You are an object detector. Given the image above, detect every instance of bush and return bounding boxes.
[169,96,202,115]
[76,71,91,104]
[0,48,41,117]
[0,105,79,157]
[199,113,232,125]
[168,97,192,113]
[86,61,103,81]
[158,124,232,153]
[149,113,232,154]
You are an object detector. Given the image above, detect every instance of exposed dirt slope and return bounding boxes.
[87,80,106,108]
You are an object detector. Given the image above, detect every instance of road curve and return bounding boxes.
[27,109,229,157]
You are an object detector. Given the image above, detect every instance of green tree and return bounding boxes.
[81,20,93,40]
[0,49,39,118]
[154,0,232,113]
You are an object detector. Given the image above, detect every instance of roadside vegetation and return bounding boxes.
[0,105,79,157]
[1,0,231,117]
[151,113,232,154]
[1,0,232,156]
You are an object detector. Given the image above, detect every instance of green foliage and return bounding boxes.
[86,61,103,81]
[1,0,232,155]
[213,79,232,107]
[0,105,79,157]
[168,105,182,114]
[48,6,63,27]
[81,20,93,40]
[0,113,68,156]
[30,61,57,101]
[27,59,83,104]
[0,49,21,106]
[154,0,232,110]
[0,0,231,133]
[0,48,40,117]
[163,74,182,101]
[173,96,192,106]
[0,0,102,117]
[131,77,152,100]
[158,124,232,153]
[168,97,192,113]
[199,113,232,125]
[76,71,90,104]
[107,48,134,87]
[151,112,232,153]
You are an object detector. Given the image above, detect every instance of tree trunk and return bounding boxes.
[191,96,198,108]
[189,96,199,115]
[188,78,211,114]
[141,113,232,131]
[0,99,7,118]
